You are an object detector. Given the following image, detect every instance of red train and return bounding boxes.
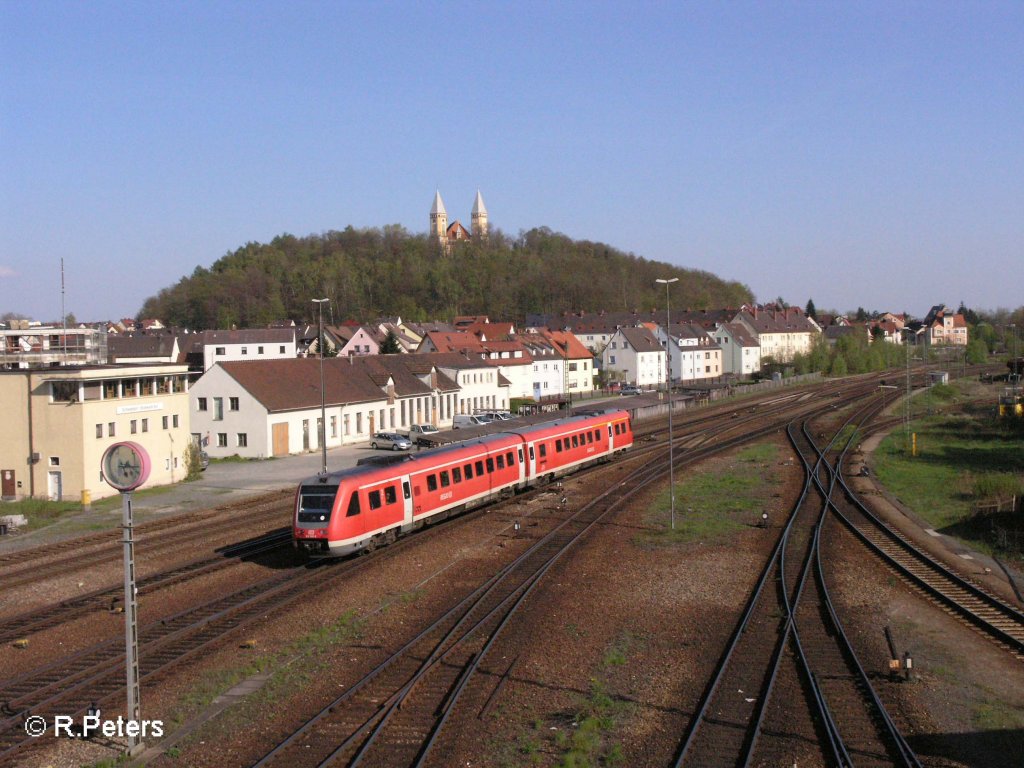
[293,409,633,556]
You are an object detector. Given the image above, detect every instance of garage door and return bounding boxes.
[271,423,289,457]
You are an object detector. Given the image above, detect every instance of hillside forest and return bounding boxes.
[139,226,753,330]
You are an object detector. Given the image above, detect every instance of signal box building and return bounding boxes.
[0,364,193,502]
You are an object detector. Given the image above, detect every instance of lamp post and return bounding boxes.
[1010,324,1018,383]
[656,277,679,530]
[312,298,329,477]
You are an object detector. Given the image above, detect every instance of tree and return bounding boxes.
[380,330,402,354]
[805,298,817,320]
[965,339,988,364]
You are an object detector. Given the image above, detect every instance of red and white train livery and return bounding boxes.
[293,409,633,556]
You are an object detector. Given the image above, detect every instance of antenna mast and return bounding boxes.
[61,258,67,364]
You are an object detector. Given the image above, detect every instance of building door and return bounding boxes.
[369,412,375,434]
[302,420,310,451]
[271,423,289,457]
[1,470,15,499]
[48,471,63,502]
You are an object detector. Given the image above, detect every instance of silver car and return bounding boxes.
[370,432,412,451]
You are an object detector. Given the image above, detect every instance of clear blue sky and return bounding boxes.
[2,1,1021,323]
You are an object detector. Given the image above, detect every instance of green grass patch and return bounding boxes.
[638,443,780,546]
[973,701,1024,731]
[554,681,628,768]
[873,386,1024,559]
[165,610,363,735]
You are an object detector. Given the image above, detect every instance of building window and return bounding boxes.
[331,416,337,438]
[217,433,227,447]
[96,424,103,438]
[141,418,148,433]
[198,398,208,411]
[213,397,223,421]
[237,433,248,447]
[108,422,116,437]
[229,397,239,411]
[241,347,247,355]
[49,456,60,466]
[279,345,285,354]
[163,416,169,429]
[258,346,264,354]
[130,420,137,434]
[173,415,180,428]
[216,347,225,356]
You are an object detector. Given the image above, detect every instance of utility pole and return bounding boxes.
[656,277,679,530]
[312,298,329,478]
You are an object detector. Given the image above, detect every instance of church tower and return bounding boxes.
[471,190,488,239]
[430,191,448,247]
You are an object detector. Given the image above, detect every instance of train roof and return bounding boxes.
[297,409,629,488]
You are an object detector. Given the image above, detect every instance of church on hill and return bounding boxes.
[429,190,488,249]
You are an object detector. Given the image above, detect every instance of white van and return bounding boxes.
[453,414,488,429]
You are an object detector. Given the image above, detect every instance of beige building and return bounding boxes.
[0,364,192,503]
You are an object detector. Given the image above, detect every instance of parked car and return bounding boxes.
[452,414,488,429]
[402,424,440,446]
[481,411,513,421]
[370,432,412,451]
[620,385,643,395]
[199,451,210,470]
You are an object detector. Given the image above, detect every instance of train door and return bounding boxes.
[401,477,414,531]
[526,442,536,481]
[608,423,615,452]
[517,447,526,488]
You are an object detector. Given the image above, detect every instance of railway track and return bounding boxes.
[827,431,1024,660]
[0,370,921,766]
[0,491,294,593]
[0,528,292,645]
[672,390,913,767]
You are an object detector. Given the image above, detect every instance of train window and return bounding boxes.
[476,460,484,475]
[496,454,505,469]
[518,448,524,464]
[403,481,411,499]
[608,425,613,438]
[539,444,546,458]
[297,486,336,523]
[594,429,600,441]
[586,431,593,444]
[368,490,382,510]
[507,451,515,465]
[385,486,397,504]
[427,474,438,492]
[486,458,494,473]
[440,470,450,487]
[555,440,562,453]
[453,467,462,483]
[529,446,535,461]
[464,463,473,479]
[572,435,579,448]
[346,492,361,517]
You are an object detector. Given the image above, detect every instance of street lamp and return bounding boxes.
[312,298,329,477]
[656,277,679,530]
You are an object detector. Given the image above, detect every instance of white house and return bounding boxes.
[654,323,725,383]
[200,328,298,372]
[712,322,761,377]
[600,326,665,387]
[189,356,461,458]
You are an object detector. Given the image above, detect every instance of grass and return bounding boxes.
[872,382,1024,558]
[165,610,363,734]
[553,681,628,768]
[973,700,1024,731]
[637,442,781,546]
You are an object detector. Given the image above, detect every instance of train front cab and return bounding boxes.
[293,479,338,556]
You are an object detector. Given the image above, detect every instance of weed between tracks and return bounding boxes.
[636,443,781,546]
[163,610,363,739]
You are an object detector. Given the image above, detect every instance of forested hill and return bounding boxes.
[140,225,753,329]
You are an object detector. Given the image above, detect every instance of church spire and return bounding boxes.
[471,189,488,239]
[430,190,448,246]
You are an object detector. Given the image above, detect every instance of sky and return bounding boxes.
[2,1,1022,323]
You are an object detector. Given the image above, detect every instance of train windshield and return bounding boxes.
[297,485,337,523]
